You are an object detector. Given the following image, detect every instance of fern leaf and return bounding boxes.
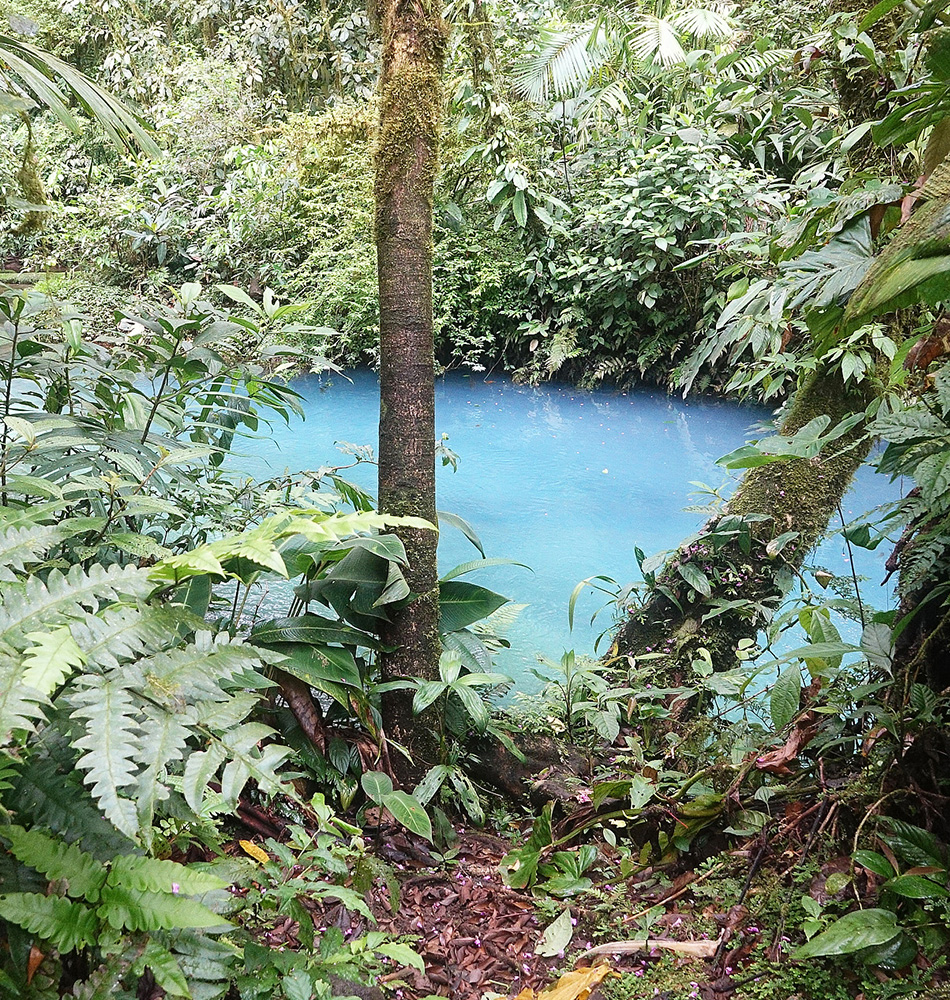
[220,758,251,810]
[0,653,46,741]
[69,605,192,671]
[70,677,140,838]
[8,749,135,858]
[215,734,290,800]
[0,522,71,582]
[0,564,153,644]
[97,884,230,932]
[181,744,227,814]
[134,708,192,834]
[108,855,226,896]
[21,628,85,696]
[141,634,266,708]
[133,940,189,998]
[0,826,107,901]
[0,892,99,952]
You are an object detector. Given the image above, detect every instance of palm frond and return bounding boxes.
[628,16,687,67]
[668,7,734,39]
[0,34,159,155]
[514,23,608,103]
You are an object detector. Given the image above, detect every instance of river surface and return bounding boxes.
[231,370,898,685]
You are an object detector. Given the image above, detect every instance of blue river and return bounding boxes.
[230,370,898,684]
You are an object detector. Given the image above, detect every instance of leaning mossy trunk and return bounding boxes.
[374,0,449,774]
[614,367,876,680]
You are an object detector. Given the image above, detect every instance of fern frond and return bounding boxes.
[21,628,85,696]
[0,654,46,742]
[70,605,193,671]
[132,940,189,998]
[0,522,71,582]
[0,826,107,901]
[0,892,99,952]
[70,677,141,838]
[0,564,153,644]
[181,744,227,815]
[108,855,226,895]
[214,725,290,800]
[97,884,230,932]
[134,708,192,834]
[140,633,266,708]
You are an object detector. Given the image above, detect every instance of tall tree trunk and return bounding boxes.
[614,366,876,674]
[374,0,449,773]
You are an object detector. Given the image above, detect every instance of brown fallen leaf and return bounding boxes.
[27,944,44,984]
[513,963,616,1000]
[578,934,724,962]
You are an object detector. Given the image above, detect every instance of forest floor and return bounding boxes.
[228,804,948,1000]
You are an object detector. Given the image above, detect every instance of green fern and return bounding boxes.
[1,826,107,901]
[0,893,99,952]
[0,563,153,644]
[70,677,142,838]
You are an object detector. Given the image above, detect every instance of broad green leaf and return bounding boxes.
[437,510,485,556]
[413,680,447,715]
[439,581,509,633]
[513,189,528,227]
[884,874,950,898]
[793,908,900,959]
[676,562,711,598]
[770,663,802,732]
[853,850,896,878]
[440,557,530,582]
[271,643,363,695]
[250,614,380,651]
[361,771,394,803]
[381,790,432,841]
[375,942,425,972]
[452,684,489,731]
[412,764,452,806]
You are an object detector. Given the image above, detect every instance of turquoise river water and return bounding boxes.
[231,369,898,684]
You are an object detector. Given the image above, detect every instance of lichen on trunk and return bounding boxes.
[374,0,449,773]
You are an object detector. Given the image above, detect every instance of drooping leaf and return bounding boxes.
[770,663,802,732]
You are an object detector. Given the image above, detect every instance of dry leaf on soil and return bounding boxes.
[512,963,616,1000]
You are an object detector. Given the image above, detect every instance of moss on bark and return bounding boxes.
[374,0,450,778]
[614,367,877,683]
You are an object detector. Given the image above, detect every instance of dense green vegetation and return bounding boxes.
[4,0,950,998]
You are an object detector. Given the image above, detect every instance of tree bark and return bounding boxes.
[374,0,449,773]
[614,366,876,674]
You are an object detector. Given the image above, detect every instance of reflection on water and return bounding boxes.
[230,370,898,685]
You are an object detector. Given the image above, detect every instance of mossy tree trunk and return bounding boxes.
[374,0,449,775]
[615,367,876,675]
